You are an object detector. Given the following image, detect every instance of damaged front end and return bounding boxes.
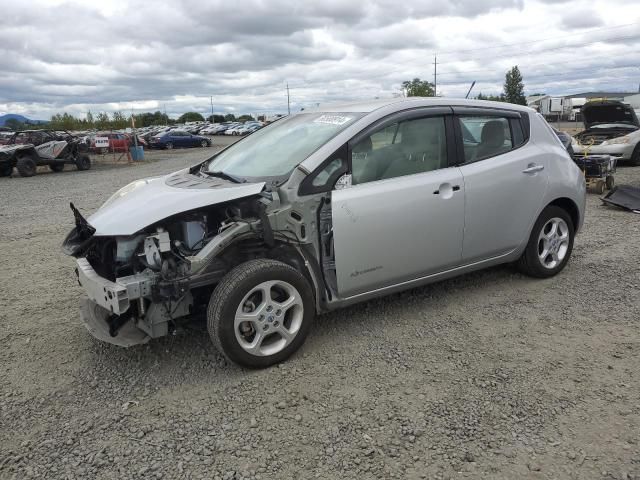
[62,171,283,347]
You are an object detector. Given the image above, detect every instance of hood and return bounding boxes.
[581,101,639,129]
[88,171,265,236]
[0,144,33,154]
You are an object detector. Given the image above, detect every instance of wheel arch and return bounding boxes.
[547,197,581,231]
[215,237,324,313]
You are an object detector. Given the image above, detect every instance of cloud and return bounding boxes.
[0,0,638,119]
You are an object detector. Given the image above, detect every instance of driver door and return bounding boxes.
[330,109,465,298]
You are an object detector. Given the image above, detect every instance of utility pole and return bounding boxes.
[210,96,214,120]
[286,82,291,115]
[433,54,438,97]
[164,104,167,126]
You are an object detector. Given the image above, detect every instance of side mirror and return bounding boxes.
[335,173,352,190]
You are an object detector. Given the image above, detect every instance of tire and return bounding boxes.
[165,142,173,150]
[0,164,12,177]
[201,140,208,147]
[629,144,640,166]
[207,259,315,368]
[606,175,615,190]
[594,180,605,195]
[75,154,91,171]
[16,156,37,177]
[49,163,65,172]
[517,205,575,278]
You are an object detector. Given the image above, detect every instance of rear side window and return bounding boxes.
[458,115,517,163]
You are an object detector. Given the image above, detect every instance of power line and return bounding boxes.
[436,58,640,79]
[435,21,639,56]
[436,63,640,86]
[435,33,640,65]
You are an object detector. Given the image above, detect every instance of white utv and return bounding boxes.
[63,98,585,368]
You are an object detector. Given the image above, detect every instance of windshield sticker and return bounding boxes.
[314,115,353,126]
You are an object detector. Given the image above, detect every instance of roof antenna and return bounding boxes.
[465,81,476,99]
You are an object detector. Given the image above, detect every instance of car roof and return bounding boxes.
[305,97,535,114]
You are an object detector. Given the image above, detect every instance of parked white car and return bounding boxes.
[572,100,640,165]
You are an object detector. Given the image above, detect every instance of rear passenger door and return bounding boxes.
[330,108,465,298]
[453,108,548,263]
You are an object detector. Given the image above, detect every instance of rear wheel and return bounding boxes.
[75,154,91,171]
[16,156,37,177]
[201,140,208,147]
[207,259,314,368]
[49,163,65,172]
[517,206,575,278]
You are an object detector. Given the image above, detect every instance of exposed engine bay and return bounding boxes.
[574,126,638,146]
[63,173,327,346]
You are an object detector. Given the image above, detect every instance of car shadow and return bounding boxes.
[82,262,526,390]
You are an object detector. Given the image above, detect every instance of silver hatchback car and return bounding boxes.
[63,98,586,368]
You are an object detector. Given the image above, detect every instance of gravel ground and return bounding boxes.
[0,145,639,480]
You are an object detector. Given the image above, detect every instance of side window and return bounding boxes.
[299,144,347,195]
[350,116,447,185]
[458,116,514,163]
[312,158,342,187]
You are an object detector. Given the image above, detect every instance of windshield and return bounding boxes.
[205,112,362,179]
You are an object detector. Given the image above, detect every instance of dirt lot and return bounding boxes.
[0,145,639,480]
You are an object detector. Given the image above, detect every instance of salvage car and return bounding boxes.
[572,100,640,165]
[63,98,586,368]
[1,130,90,177]
[149,130,211,149]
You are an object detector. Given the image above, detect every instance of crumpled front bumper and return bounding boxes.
[76,258,130,315]
[80,298,150,347]
[76,258,155,347]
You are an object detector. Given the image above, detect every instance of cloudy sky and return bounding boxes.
[1,0,639,120]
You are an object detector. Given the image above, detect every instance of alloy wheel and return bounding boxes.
[234,280,304,357]
[537,217,569,269]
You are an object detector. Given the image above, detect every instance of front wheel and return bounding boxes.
[201,140,208,147]
[16,156,37,177]
[517,206,575,278]
[165,142,173,150]
[207,259,314,368]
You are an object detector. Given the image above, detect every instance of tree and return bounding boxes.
[112,111,127,129]
[503,66,526,105]
[402,78,435,97]
[208,114,225,123]
[224,113,236,122]
[237,114,255,122]
[476,92,506,102]
[178,112,205,123]
[96,112,110,130]
[86,111,94,128]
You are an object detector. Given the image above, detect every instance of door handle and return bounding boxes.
[523,164,544,174]
[433,184,461,195]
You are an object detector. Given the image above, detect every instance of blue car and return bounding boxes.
[149,130,211,149]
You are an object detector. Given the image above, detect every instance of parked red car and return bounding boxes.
[90,132,130,153]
